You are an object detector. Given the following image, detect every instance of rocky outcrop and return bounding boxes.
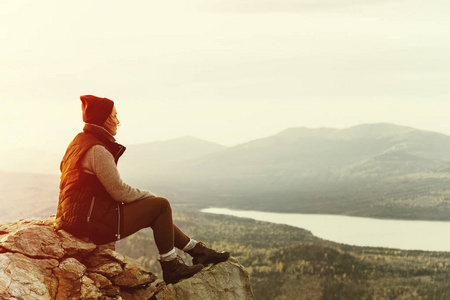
[155,258,253,300]
[0,217,253,300]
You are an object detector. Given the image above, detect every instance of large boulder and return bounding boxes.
[0,217,254,299]
[155,258,254,300]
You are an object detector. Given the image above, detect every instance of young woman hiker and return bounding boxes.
[55,95,229,284]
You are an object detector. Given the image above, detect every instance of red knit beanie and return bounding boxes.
[80,95,114,126]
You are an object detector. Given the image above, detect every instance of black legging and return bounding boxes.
[120,197,190,254]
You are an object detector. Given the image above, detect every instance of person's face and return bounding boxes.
[104,106,120,136]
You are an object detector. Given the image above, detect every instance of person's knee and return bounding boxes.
[156,197,171,214]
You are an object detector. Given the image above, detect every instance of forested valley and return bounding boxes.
[116,206,450,300]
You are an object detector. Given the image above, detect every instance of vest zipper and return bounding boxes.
[115,146,124,240]
[116,203,121,240]
[87,196,95,222]
[115,145,125,163]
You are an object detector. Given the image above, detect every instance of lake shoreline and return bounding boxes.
[201,207,450,252]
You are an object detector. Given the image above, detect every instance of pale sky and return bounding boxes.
[1,0,450,153]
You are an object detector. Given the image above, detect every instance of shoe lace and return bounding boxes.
[176,255,186,264]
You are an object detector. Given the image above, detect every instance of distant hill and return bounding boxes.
[118,136,227,182]
[0,136,226,176]
[0,148,61,174]
[0,136,227,222]
[129,123,450,184]
[120,123,450,220]
[0,171,59,222]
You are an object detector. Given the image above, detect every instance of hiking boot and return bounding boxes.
[187,242,230,266]
[159,256,203,284]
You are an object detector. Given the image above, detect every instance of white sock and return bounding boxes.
[159,248,177,261]
[182,239,198,252]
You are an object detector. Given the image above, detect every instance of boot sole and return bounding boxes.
[194,253,230,267]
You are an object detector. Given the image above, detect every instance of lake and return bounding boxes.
[201,208,450,252]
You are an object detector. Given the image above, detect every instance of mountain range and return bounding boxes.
[2,123,450,221]
[120,123,450,220]
[169,123,448,179]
